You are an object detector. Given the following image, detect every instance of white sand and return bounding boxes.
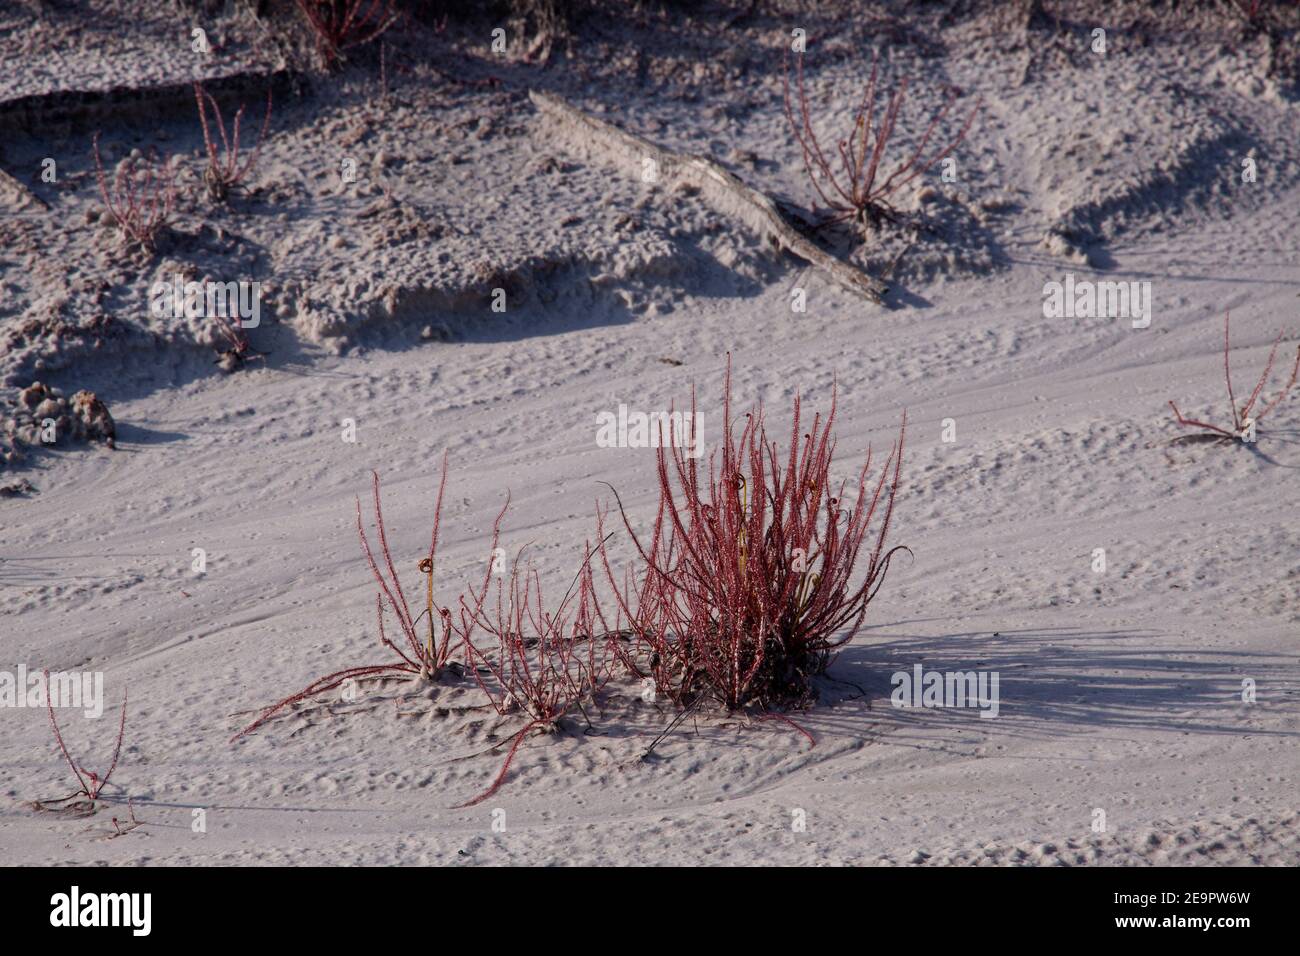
[1,1,1297,865]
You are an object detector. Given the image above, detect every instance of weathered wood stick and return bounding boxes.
[528,90,888,304]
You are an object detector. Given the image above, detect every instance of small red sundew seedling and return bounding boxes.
[294,0,399,69]
[193,81,272,203]
[782,49,980,238]
[233,459,457,739]
[1168,311,1300,442]
[91,133,176,250]
[106,799,143,839]
[35,670,127,816]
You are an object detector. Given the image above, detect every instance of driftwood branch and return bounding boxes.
[528,90,887,304]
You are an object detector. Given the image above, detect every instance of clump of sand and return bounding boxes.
[2,381,115,466]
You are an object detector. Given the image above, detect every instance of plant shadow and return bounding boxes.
[817,624,1298,745]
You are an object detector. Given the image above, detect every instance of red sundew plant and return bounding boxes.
[37,671,127,814]
[782,49,980,237]
[454,517,615,807]
[230,383,906,798]
[356,459,460,680]
[91,133,177,250]
[1169,311,1300,440]
[193,81,273,203]
[600,361,908,715]
[294,0,399,69]
[233,461,456,739]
